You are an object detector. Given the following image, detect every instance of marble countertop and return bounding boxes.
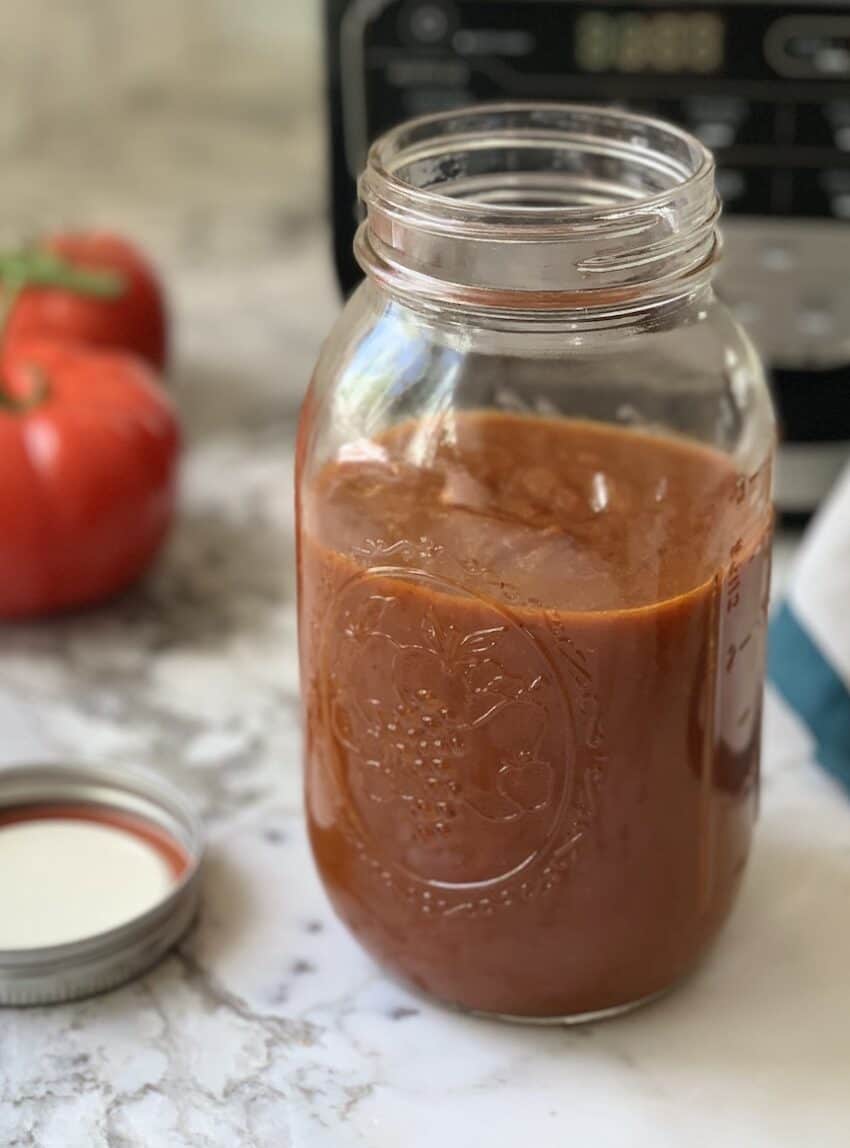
[1,113,850,1145]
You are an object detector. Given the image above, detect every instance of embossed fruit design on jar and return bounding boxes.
[296,105,775,1020]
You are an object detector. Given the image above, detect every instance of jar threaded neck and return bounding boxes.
[356,103,720,315]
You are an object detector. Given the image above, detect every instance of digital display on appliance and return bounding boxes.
[575,11,725,73]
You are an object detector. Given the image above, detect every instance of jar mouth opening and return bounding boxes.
[364,102,715,232]
[357,102,720,313]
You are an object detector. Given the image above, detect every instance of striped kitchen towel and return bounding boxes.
[769,461,850,794]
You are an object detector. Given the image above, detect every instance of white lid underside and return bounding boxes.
[0,819,175,949]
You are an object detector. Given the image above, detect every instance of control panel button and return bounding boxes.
[716,167,773,214]
[760,244,796,273]
[674,97,776,148]
[790,168,850,217]
[797,304,835,338]
[400,1,455,46]
[766,16,850,78]
[795,102,850,151]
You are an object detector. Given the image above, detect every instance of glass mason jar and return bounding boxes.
[296,104,774,1022]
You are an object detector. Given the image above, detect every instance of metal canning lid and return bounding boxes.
[0,762,204,1006]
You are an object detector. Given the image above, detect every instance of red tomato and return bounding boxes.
[3,233,168,372]
[0,339,179,618]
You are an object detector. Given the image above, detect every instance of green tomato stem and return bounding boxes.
[0,248,123,298]
[0,245,123,406]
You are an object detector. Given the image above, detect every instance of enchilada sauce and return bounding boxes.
[299,413,771,1017]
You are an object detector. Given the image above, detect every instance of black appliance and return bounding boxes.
[325,0,850,513]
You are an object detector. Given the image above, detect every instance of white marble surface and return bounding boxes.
[1,126,849,1146]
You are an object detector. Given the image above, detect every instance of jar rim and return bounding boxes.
[357,102,720,315]
[364,102,715,232]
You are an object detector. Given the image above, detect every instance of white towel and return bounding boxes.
[769,462,850,794]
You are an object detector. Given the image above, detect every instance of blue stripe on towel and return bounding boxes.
[769,601,850,793]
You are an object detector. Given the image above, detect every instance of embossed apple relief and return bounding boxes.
[320,569,571,886]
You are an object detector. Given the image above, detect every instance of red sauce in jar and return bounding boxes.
[298,413,771,1018]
